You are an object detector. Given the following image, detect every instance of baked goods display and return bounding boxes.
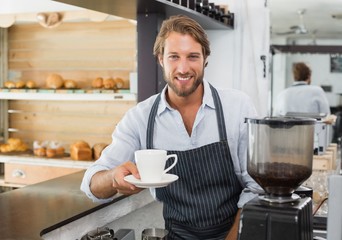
[2,75,128,92]
[0,138,29,153]
[1,137,108,161]
[70,140,92,161]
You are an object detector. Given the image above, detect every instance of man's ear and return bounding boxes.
[158,55,164,68]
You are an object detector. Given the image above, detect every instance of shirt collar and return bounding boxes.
[158,79,215,116]
[292,81,308,86]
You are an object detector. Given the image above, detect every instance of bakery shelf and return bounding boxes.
[0,92,136,101]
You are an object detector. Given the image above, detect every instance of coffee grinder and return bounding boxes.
[239,117,316,240]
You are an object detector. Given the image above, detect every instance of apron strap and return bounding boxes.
[209,84,228,141]
[146,94,161,149]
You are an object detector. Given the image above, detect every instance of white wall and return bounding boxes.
[206,0,271,116]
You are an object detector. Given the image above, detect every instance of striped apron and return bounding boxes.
[146,85,242,239]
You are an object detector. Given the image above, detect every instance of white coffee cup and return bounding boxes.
[135,149,178,183]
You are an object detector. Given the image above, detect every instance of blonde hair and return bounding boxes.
[153,15,211,59]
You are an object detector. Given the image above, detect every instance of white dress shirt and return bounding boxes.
[273,81,331,116]
[81,79,260,207]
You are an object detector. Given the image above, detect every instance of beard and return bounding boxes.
[163,69,204,97]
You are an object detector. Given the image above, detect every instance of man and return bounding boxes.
[81,15,259,239]
[273,62,330,116]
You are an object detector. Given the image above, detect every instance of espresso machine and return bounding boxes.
[239,117,316,240]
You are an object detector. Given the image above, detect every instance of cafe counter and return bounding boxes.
[0,171,157,239]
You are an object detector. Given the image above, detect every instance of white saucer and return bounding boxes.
[124,174,179,188]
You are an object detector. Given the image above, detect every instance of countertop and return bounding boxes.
[0,170,125,240]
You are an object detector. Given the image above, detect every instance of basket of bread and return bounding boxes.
[0,138,29,153]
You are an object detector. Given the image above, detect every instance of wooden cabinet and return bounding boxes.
[0,154,94,187]
[4,163,82,185]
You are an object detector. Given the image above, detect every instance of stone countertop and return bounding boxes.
[0,170,126,240]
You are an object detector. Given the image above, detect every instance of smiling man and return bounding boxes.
[81,15,260,240]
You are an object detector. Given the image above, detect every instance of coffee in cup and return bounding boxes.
[135,149,177,183]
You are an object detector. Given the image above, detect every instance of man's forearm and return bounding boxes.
[225,209,241,240]
[90,170,118,199]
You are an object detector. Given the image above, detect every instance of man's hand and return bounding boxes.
[90,161,142,199]
[225,209,241,240]
[111,161,142,195]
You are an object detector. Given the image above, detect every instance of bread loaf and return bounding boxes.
[103,78,115,89]
[92,77,103,88]
[114,77,125,89]
[46,73,64,89]
[15,80,26,88]
[70,141,92,160]
[26,80,37,89]
[4,81,15,89]
[92,143,108,160]
[64,79,77,89]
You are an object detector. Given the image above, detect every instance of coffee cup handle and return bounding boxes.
[163,154,178,174]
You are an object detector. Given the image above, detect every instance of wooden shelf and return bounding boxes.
[54,0,234,30]
[0,92,136,101]
[138,0,234,30]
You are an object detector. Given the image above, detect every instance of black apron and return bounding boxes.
[146,85,242,240]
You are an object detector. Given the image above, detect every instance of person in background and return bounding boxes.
[273,62,331,117]
[81,15,260,240]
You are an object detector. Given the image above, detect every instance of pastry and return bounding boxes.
[92,77,103,88]
[34,148,46,156]
[15,80,26,88]
[114,77,125,89]
[0,138,28,152]
[0,144,12,153]
[26,80,37,89]
[4,81,16,89]
[46,73,64,89]
[56,146,65,156]
[16,143,28,152]
[64,79,77,89]
[103,78,115,89]
[46,148,56,158]
[7,138,22,147]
